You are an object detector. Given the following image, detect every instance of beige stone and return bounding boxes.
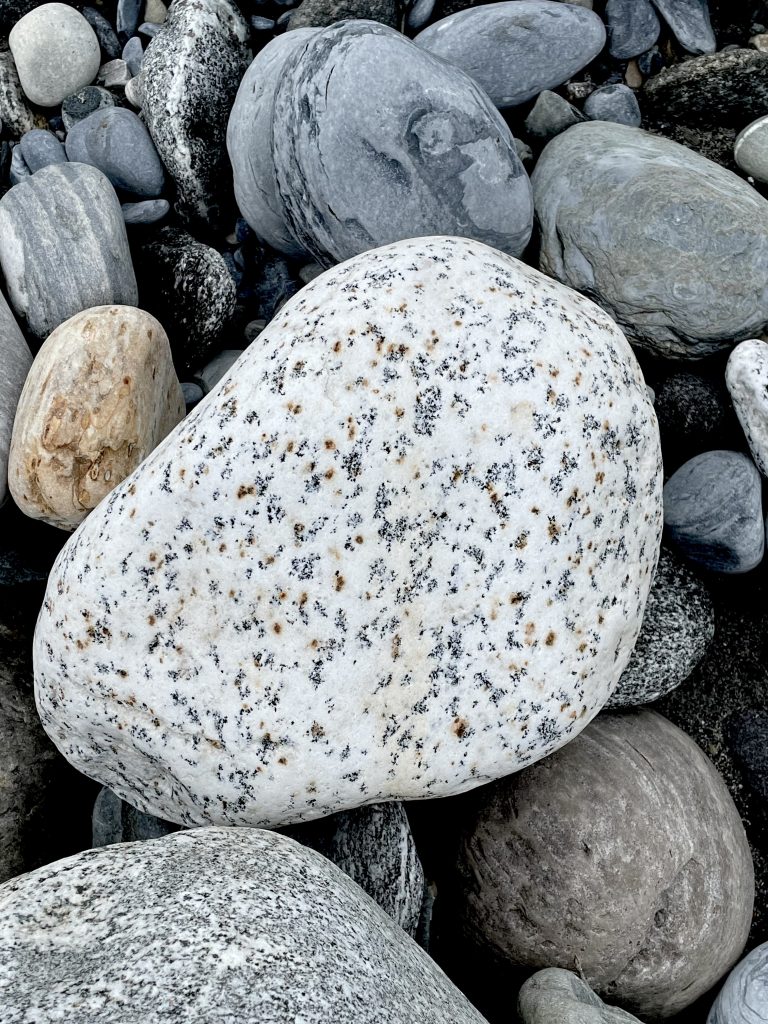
[9,305,184,530]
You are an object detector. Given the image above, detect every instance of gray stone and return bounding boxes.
[652,0,715,55]
[140,0,251,229]
[726,340,768,477]
[727,710,768,804]
[9,3,100,107]
[97,58,131,88]
[65,107,164,197]
[123,74,143,108]
[249,15,275,30]
[605,0,659,59]
[289,0,398,30]
[0,291,31,506]
[8,145,29,186]
[82,6,121,60]
[414,1,606,108]
[61,85,115,132]
[607,546,714,707]
[195,349,243,394]
[116,0,142,39]
[663,451,764,574]
[0,45,41,137]
[734,115,768,183]
[456,710,754,1019]
[532,122,768,359]
[121,197,169,224]
[518,969,643,1024]
[92,787,178,846]
[271,21,533,266]
[181,380,203,408]
[17,128,66,172]
[0,162,138,340]
[708,942,768,1024]
[121,34,143,76]
[583,84,641,126]
[138,21,163,37]
[0,828,487,1024]
[407,0,435,31]
[654,372,730,469]
[524,89,586,141]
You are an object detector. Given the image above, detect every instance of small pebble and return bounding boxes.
[583,84,642,126]
[143,0,167,23]
[604,0,659,59]
[195,349,244,393]
[18,129,67,172]
[124,75,144,108]
[734,115,768,183]
[524,90,586,141]
[250,15,275,29]
[121,35,143,76]
[97,58,132,89]
[181,381,204,408]
[65,106,165,197]
[243,319,266,342]
[407,0,435,31]
[116,0,142,40]
[121,198,170,224]
[137,21,162,37]
[8,145,30,185]
[726,339,768,476]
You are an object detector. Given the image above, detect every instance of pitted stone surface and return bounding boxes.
[518,968,643,1024]
[33,236,663,829]
[0,827,487,1023]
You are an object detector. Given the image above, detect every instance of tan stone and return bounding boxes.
[9,305,184,530]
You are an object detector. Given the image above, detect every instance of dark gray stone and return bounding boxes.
[289,0,398,30]
[663,451,764,574]
[655,373,731,471]
[65,107,164,197]
[414,1,606,108]
[583,83,641,126]
[92,787,178,846]
[0,162,138,340]
[524,89,586,141]
[607,547,714,707]
[61,85,115,132]
[518,968,643,1024]
[271,20,533,266]
[0,290,30,506]
[708,943,768,1024]
[140,0,251,229]
[121,34,143,76]
[82,5,122,61]
[116,0,142,40]
[727,709,768,804]
[18,129,67,172]
[532,122,768,359]
[652,0,715,55]
[407,0,435,31]
[181,381,204,408]
[121,198,169,224]
[605,0,659,59]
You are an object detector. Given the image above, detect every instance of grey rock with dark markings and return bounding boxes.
[604,0,659,59]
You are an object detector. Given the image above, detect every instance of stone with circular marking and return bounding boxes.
[33,236,662,829]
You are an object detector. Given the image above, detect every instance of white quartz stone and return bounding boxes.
[33,236,663,829]
[9,4,100,108]
[726,339,768,476]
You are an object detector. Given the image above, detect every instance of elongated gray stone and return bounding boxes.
[0,162,138,340]
[652,0,715,56]
[727,340,768,476]
[0,291,31,506]
[605,0,659,59]
[734,115,768,184]
[272,21,533,266]
[414,1,606,108]
[518,968,643,1024]
[708,942,768,1024]
[533,122,768,359]
[18,128,67,172]
[65,106,164,197]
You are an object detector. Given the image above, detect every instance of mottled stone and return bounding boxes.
[605,0,659,59]
[33,236,662,829]
[663,451,764,574]
[652,0,715,55]
[607,546,714,707]
[9,4,100,107]
[289,0,398,29]
[524,90,586,141]
[456,710,754,1019]
[583,84,641,127]
[708,942,768,1024]
[121,198,169,224]
[272,21,533,266]
[728,710,768,804]
[9,306,184,531]
[0,45,42,137]
[61,85,115,132]
[518,969,643,1024]
[18,129,66,172]
[0,292,31,507]
[726,340,768,477]
[0,163,138,340]
[97,58,131,89]
[92,786,178,846]
[414,2,606,108]
[533,123,768,359]
[0,828,486,1023]
[65,107,164,197]
[140,0,250,229]
[654,372,730,470]
[735,116,768,183]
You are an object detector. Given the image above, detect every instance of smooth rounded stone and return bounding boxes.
[9,4,100,107]
[33,236,663,829]
[414,2,605,108]
[61,85,115,132]
[728,710,768,804]
[605,0,659,59]
[250,15,275,30]
[272,21,533,266]
[65,107,164,197]
[407,0,435,31]
[8,144,30,185]
[524,90,586,141]
[518,969,643,1024]
[289,0,397,29]
[138,20,163,36]
[532,122,768,359]
[140,0,251,229]
[583,84,641,127]
[708,943,768,1024]
[9,305,184,531]
[123,73,143,108]
[195,349,243,394]
[0,290,31,506]
[122,34,143,76]
[726,340,768,476]
[97,58,132,88]
[92,786,178,846]
[144,0,167,23]
[663,451,764,574]
[654,372,730,468]
[121,197,169,224]
[82,6,122,60]
[0,46,40,138]
[18,128,66,172]
[276,10,293,26]
[456,710,754,1019]
[0,163,138,341]
[735,116,768,183]
[0,828,486,1024]
[607,546,714,707]
[227,30,319,258]
[652,0,715,55]
[117,0,142,39]
[181,380,203,409]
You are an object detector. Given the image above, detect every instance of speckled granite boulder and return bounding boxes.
[8,306,184,531]
[533,123,768,359]
[456,710,754,1019]
[0,827,487,1023]
[0,163,138,340]
[607,547,713,707]
[0,291,31,506]
[518,968,643,1024]
[726,340,768,477]
[139,0,250,229]
[92,786,178,846]
[414,1,605,109]
[708,942,768,1024]
[33,236,662,829]
[272,21,533,266]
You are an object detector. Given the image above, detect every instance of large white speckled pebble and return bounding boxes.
[726,339,768,477]
[0,827,487,1023]
[33,236,663,829]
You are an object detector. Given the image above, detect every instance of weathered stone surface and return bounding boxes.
[33,236,662,830]
[518,968,643,1024]
[289,0,398,29]
[0,163,138,341]
[607,546,714,707]
[0,827,487,1023]
[726,340,768,477]
[0,45,43,137]
[9,3,100,107]
[708,942,768,1024]
[583,84,641,126]
[651,0,715,55]
[61,84,115,132]
[272,21,533,266]
[734,116,768,183]
[65,107,164,197]
[533,122,768,359]
[605,0,659,59]
[414,1,606,108]
[139,0,250,229]
[9,305,183,531]
[0,291,31,507]
[456,710,754,1019]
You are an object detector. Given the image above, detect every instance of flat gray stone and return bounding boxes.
[533,122,768,359]
[605,0,659,59]
[0,827,487,1023]
[651,0,715,56]
[0,291,30,507]
[708,942,768,1024]
[583,84,641,126]
[18,128,66,171]
[121,34,143,76]
[734,115,768,183]
[0,162,138,340]
[65,106,164,197]
[524,90,586,141]
[121,197,169,224]
[97,57,131,88]
[726,340,768,476]
[414,1,605,108]
[518,968,643,1024]
[61,85,115,132]
[272,20,533,266]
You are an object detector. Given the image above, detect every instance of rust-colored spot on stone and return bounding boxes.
[335,573,345,592]
[545,631,556,646]
[453,717,468,738]
[237,485,255,498]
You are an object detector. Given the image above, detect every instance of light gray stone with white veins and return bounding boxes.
[726,339,768,477]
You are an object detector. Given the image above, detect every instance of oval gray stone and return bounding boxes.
[652,0,715,56]
[0,162,138,340]
[583,83,641,127]
[604,0,659,60]
[414,0,606,108]
[734,115,768,184]
[532,122,768,359]
[65,106,164,197]
[708,942,768,1024]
